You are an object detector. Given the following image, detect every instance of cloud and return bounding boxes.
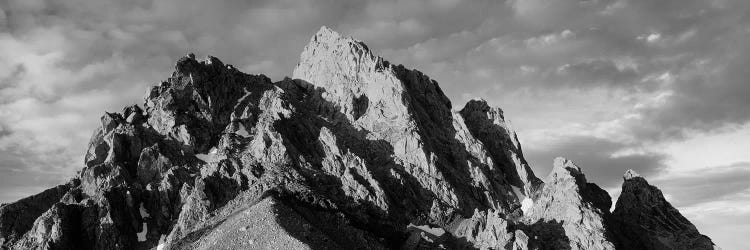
[653,161,750,250]
[340,0,505,49]
[380,0,750,143]
[507,0,617,30]
[556,58,640,88]
[0,148,74,203]
[685,205,750,250]
[630,31,750,140]
[653,162,750,207]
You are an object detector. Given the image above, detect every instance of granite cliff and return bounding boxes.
[0,27,717,250]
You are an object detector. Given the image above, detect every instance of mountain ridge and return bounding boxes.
[0,26,716,250]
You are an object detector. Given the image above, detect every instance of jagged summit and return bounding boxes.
[623,169,641,180]
[614,169,716,249]
[310,26,363,49]
[313,26,348,42]
[462,99,505,121]
[295,25,383,85]
[552,157,580,173]
[460,99,541,195]
[316,25,337,37]
[0,26,716,250]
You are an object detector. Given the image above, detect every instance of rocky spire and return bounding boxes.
[612,170,716,249]
[459,99,542,196]
[524,157,615,250]
[292,25,526,215]
[623,169,640,180]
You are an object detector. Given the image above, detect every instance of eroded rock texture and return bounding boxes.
[0,27,716,250]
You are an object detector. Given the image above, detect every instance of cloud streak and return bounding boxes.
[653,162,750,208]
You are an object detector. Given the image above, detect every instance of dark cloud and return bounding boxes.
[632,31,750,140]
[0,123,10,138]
[0,64,24,92]
[653,162,750,207]
[524,135,668,189]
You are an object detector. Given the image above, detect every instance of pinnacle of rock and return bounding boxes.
[459,99,541,195]
[613,168,715,249]
[314,25,342,42]
[526,157,615,249]
[552,156,582,175]
[623,169,641,180]
[0,27,717,250]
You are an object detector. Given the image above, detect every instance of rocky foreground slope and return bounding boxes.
[0,27,717,250]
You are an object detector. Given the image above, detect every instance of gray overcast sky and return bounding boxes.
[1,0,748,248]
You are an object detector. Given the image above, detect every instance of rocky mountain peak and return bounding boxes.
[311,26,355,48]
[0,26,717,250]
[462,99,504,119]
[294,25,382,89]
[551,157,582,177]
[523,157,615,249]
[623,169,640,180]
[459,99,541,196]
[613,170,716,250]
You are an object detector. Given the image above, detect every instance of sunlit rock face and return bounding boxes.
[522,157,615,250]
[0,27,716,250]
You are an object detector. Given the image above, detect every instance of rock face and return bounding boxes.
[612,170,717,250]
[524,158,615,250]
[459,100,542,196]
[0,27,716,250]
[0,183,74,247]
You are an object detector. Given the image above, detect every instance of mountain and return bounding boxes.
[0,27,717,250]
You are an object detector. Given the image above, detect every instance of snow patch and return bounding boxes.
[236,123,251,137]
[521,198,534,215]
[511,185,533,215]
[137,203,150,242]
[139,203,150,218]
[137,222,147,242]
[195,153,210,162]
[156,235,166,250]
[196,147,224,162]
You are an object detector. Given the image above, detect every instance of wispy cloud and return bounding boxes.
[653,162,750,208]
[653,162,750,250]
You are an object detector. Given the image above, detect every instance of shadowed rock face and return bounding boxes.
[0,183,75,247]
[0,27,716,250]
[459,99,542,196]
[612,170,716,250]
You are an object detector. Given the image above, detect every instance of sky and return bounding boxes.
[0,0,748,248]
